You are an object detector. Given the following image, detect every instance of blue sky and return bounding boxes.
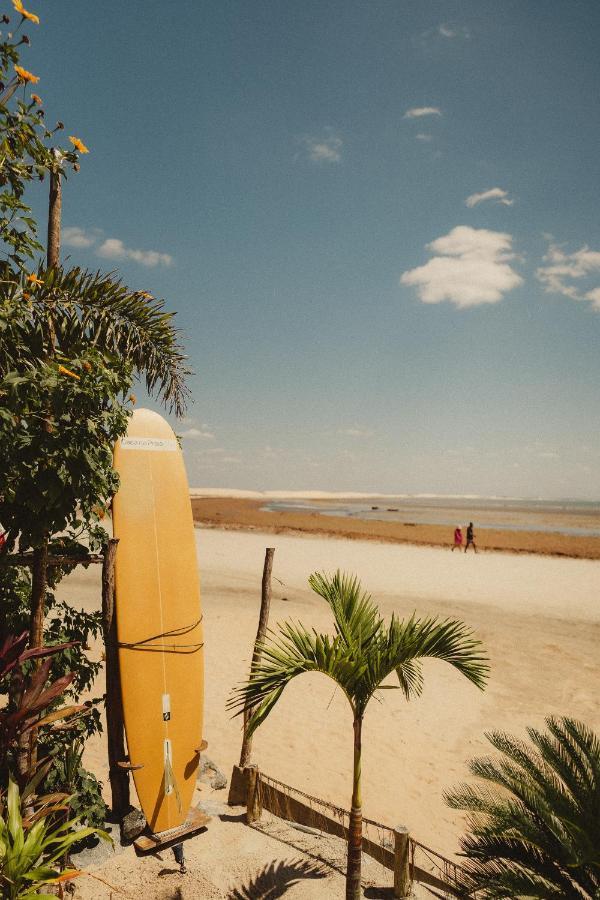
[23,0,600,498]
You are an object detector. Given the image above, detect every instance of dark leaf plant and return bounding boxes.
[229,571,489,900]
[0,631,84,788]
[446,716,600,899]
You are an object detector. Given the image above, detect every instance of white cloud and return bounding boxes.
[584,287,600,310]
[62,226,96,248]
[301,130,343,164]
[415,133,433,142]
[338,427,374,438]
[400,225,522,308]
[465,187,514,208]
[536,242,600,309]
[403,106,442,119]
[179,427,215,440]
[438,23,470,39]
[62,226,173,268]
[97,238,173,268]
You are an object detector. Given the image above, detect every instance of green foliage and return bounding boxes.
[0,569,106,830]
[0,566,102,722]
[0,629,82,790]
[0,266,190,415]
[1,10,80,271]
[0,774,111,899]
[445,717,600,899]
[229,571,488,900]
[0,345,131,550]
[229,570,489,734]
[44,740,107,835]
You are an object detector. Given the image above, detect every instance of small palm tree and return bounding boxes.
[229,571,489,900]
[445,716,600,899]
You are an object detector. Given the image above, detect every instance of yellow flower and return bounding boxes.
[22,291,30,300]
[15,65,40,84]
[31,93,42,105]
[12,0,39,24]
[27,273,43,286]
[139,291,153,299]
[129,394,137,405]
[83,361,92,372]
[69,136,89,154]
[58,364,80,380]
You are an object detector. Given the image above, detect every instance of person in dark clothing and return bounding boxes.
[464,521,477,553]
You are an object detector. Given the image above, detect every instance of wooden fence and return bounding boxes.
[235,765,471,898]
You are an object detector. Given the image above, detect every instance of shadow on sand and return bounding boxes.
[227,858,329,899]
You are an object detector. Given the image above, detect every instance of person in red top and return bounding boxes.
[451,526,463,552]
[0,531,6,552]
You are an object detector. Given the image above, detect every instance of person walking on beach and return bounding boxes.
[452,526,463,552]
[464,521,477,553]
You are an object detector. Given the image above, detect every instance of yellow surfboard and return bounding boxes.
[112,408,204,834]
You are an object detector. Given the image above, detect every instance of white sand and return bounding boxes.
[61,528,600,895]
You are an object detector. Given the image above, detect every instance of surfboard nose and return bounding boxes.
[126,408,176,439]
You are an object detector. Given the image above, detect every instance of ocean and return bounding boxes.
[263,495,600,537]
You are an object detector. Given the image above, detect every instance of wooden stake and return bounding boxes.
[393,825,411,898]
[245,765,262,824]
[238,547,275,768]
[101,539,129,817]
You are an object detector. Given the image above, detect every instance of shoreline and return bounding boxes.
[191,497,600,560]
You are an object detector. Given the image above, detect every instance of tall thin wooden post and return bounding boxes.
[101,538,129,817]
[393,825,411,898]
[227,548,275,806]
[239,547,275,768]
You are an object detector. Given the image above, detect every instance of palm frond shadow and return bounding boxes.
[228,857,329,899]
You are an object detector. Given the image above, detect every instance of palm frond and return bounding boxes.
[381,613,489,696]
[308,571,381,650]
[0,267,190,415]
[446,717,600,899]
[229,571,489,736]
[227,620,358,737]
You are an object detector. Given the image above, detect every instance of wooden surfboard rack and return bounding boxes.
[117,760,144,771]
[133,807,211,854]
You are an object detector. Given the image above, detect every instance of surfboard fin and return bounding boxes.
[164,739,183,815]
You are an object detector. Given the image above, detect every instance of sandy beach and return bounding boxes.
[62,524,600,896]
[191,496,600,560]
